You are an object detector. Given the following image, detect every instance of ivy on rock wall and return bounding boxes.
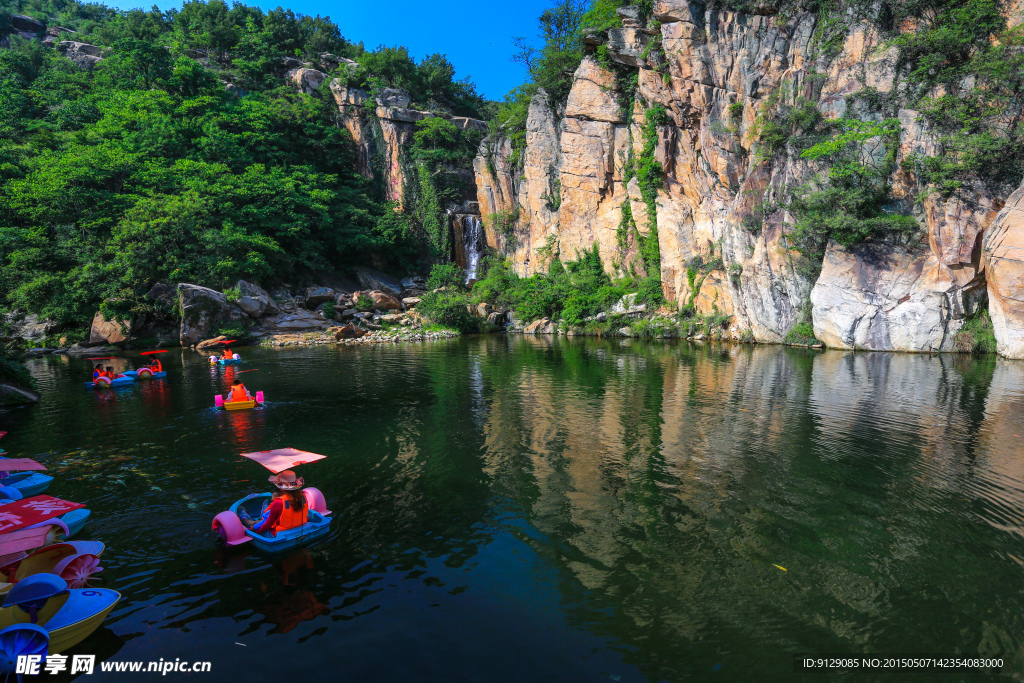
[769,0,1024,257]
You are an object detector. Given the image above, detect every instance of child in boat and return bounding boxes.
[105,366,117,379]
[93,364,104,380]
[222,347,234,360]
[226,380,250,403]
[149,358,162,373]
[240,471,308,536]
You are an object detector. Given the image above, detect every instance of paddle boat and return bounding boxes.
[0,459,52,498]
[212,448,331,554]
[0,494,90,541]
[215,391,264,411]
[0,522,67,569]
[123,370,165,379]
[84,356,135,389]
[138,348,168,375]
[0,574,119,653]
[83,375,133,389]
[0,542,104,593]
[209,339,242,364]
[55,509,90,539]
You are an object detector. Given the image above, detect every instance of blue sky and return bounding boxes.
[102,0,554,100]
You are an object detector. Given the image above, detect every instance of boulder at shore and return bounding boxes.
[178,284,246,347]
[234,280,277,319]
[88,311,134,345]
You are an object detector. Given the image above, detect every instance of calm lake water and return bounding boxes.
[4,337,1024,681]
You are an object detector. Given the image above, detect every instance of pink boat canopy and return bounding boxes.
[0,459,47,472]
[240,448,326,473]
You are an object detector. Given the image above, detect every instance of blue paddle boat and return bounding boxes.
[0,459,52,498]
[213,493,331,553]
[0,574,120,653]
[58,509,90,539]
[1,472,51,498]
[83,375,134,389]
[0,489,90,540]
[212,448,331,554]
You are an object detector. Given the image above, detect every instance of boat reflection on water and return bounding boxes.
[255,550,329,635]
[53,625,126,672]
[91,390,119,408]
[217,407,267,456]
[138,374,172,415]
[215,547,329,636]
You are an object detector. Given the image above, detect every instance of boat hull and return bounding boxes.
[223,399,257,411]
[83,376,134,389]
[42,589,120,653]
[0,585,119,653]
[123,370,166,379]
[4,473,52,498]
[59,509,90,539]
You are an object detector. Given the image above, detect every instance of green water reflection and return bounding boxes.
[2,338,1023,681]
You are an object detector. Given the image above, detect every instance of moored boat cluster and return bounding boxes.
[0,433,118,671]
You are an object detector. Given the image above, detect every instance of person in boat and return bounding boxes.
[149,358,162,373]
[222,347,234,360]
[93,364,104,380]
[105,366,118,379]
[226,379,251,403]
[240,471,308,536]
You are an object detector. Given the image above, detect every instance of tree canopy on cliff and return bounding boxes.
[0,0,492,329]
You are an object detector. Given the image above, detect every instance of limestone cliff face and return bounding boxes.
[475,1,1021,353]
[981,187,1024,358]
[328,80,486,213]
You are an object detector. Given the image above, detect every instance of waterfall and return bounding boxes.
[463,215,484,283]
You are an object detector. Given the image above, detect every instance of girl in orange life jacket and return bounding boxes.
[93,364,103,380]
[226,380,250,403]
[222,347,234,360]
[240,470,308,535]
[105,366,117,379]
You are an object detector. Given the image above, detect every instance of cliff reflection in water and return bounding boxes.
[475,338,1024,680]
[11,340,1024,681]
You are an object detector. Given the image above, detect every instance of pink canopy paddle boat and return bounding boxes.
[211,449,331,553]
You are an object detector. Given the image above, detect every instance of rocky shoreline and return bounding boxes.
[260,328,460,347]
[4,266,454,355]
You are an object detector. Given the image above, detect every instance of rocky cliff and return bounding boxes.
[475,1,1024,356]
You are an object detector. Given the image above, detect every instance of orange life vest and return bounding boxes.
[93,369,101,380]
[228,384,248,402]
[271,495,308,534]
[151,360,162,372]
[222,349,233,359]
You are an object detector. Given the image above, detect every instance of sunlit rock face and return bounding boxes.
[982,185,1024,358]
[475,3,1021,353]
[329,79,486,212]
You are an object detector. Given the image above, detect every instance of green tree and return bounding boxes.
[231,17,281,89]
[98,38,173,89]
